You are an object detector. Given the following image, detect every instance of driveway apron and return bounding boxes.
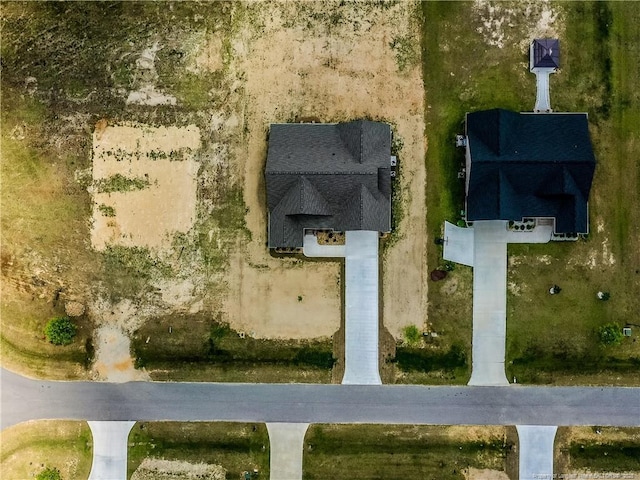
[266,423,309,480]
[516,425,558,480]
[88,421,136,480]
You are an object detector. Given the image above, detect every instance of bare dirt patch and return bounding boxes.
[466,468,509,480]
[91,122,200,251]
[92,324,149,382]
[131,458,226,480]
[223,1,427,339]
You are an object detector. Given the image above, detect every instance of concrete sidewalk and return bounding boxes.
[266,423,309,480]
[88,421,136,480]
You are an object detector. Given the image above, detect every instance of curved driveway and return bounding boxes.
[2,369,639,430]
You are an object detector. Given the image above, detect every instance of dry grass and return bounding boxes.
[0,420,92,480]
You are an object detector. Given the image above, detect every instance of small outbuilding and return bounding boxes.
[530,38,560,70]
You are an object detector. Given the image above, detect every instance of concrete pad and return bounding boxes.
[443,221,474,267]
[342,230,382,385]
[88,421,136,480]
[303,233,345,258]
[266,423,309,480]
[533,67,556,112]
[516,425,558,480]
[468,221,508,386]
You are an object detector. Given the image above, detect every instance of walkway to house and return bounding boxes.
[444,220,553,386]
[533,67,556,112]
[516,425,558,480]
[88,421,136,480]
[266,423,309,480]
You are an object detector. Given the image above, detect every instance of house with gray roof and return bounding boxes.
[265,120,392,248]
[464,108,596,234]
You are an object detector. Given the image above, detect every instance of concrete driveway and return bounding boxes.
[341,230,382,384]
[516,425,558,480]
[468,221,509,386]
[88,421,136,480]
[266,423,309,480]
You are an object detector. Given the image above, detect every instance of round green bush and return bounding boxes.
[36,467,62,480]
[597,323,623,347]
[44,316,77,345]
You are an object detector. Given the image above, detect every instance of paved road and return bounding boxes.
[2,369,639,430]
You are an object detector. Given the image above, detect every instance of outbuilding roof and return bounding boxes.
[465,109,596,233]
[266,120,392,248]
[531,38,560,69]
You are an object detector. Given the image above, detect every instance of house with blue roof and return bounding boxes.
[464,108,596,235]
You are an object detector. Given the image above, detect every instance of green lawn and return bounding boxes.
[421,1,640,385]
[128,422,270,479]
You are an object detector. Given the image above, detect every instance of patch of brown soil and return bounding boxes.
[90,123,200,251]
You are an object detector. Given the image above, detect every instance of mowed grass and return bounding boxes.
[1,92,97,379]
[0,421,92,480]
[421,2,640,385]
[304,424,511,480]
[128,422,269,479]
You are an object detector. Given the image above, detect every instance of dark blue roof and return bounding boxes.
[466,109,596,233]
[532,39,560,69]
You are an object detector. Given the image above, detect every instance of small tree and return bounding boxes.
[44,316,77,345]
[598,323,623,347]
[36,467,62,480]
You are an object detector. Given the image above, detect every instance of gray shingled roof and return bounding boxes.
[465,109,596,233]
[266,120,392,248]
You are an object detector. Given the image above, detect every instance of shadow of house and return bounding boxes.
[464,109,596,234]
[265,120,392,248]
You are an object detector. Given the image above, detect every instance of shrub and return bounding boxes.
[402,325,422,346]
[598,323,623,347]
[395,344,467,372]
[44,316,77,345]
[36,467,62,480]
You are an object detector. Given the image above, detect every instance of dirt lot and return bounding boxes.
[2,1,427,381]
[226,1,427,339]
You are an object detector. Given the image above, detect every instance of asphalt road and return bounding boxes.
[2,368,639,430]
